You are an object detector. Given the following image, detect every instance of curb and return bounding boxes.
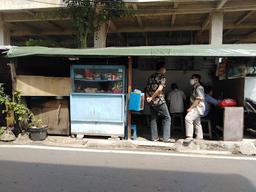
[1,135,256,156]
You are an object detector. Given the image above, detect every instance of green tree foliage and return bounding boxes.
[63,0,131,48]
[25,39,61,47]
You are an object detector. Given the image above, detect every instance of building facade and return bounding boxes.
[0,0,256,47]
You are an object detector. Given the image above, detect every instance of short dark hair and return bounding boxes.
[204,85,212,94]
[156,62,165,71]
[171,83,178,90]
[191,74,201,81]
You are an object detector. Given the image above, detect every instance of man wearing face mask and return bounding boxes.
[145,62,175,143]
[184,74,205,145]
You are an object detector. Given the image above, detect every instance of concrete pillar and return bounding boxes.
[209,12,223,45]
[0,21,10,45]
[94,24,106,48]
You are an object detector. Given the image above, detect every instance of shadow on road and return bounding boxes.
[0,160,255,192]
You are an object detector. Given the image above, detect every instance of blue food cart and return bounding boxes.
[70,65,126,137]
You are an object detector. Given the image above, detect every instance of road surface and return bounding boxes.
[0,145,255,192]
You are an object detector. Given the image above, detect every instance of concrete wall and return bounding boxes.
[132,69,212,96]
[133,57,214,95]
[132,68,213,115]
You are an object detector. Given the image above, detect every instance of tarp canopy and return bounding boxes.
[0,45,12,53]
[6,44,256,58]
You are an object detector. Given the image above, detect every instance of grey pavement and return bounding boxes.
[0,146,255,192]
[8,134,256,156]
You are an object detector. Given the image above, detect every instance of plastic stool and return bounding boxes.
[201,118,212,139]
[171,113,184,132]
[131,124,137,140]
[125,125,137,140]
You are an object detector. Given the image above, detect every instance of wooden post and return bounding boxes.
[127,56,132,139]
[7,60,17,101]
[7,60,17,127]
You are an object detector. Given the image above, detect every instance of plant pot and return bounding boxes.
[29,127,48,141]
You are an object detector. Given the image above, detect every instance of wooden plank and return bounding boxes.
[132,5,144,29]
[11,23,256,36]
[16,75,71,96]
[216,0,228,9]
[225,11,255,37]
[30,99,70,135]
[236,11,254,25]
[8,62,17,100]
[127,56,133,139]
[171,3,179,26]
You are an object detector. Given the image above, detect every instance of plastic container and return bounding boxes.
[129,90,145,111]
[219,99,237,107]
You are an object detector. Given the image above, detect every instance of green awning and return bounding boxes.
[6,44,256,58]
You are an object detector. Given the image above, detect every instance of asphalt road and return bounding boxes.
[0,145,255,192]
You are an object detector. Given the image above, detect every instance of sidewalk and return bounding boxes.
[1,134,255,156]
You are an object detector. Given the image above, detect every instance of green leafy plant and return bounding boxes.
[25,39,61,47]
[29,117,47,129]
[62,0,132,48]
[0,84,44,131]
[0,127,4,136]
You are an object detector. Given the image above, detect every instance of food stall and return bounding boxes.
[70,65,126,137]
[4,44,256,140]
[214,57,256,140]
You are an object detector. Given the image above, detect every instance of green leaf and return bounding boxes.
[63,0,132,47]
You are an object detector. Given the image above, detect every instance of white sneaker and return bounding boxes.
[183,137,193,146]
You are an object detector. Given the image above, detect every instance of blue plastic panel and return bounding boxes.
[71,122,124,136]
[70,93,124,123]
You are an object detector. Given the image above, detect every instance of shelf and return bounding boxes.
[74,78,122,82]
[71,93,125,96]
[73,92,124,95]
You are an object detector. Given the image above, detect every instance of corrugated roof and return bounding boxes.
[6,44,256,58]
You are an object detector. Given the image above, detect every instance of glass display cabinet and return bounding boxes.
[70,65,126,137]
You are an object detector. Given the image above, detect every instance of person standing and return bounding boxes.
[184,74,205,145]
[167,83,186,114]
[145,62,175,143]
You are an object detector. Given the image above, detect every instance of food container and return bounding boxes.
[101,73,107,80]
[75,74,83,79]
[94,73,101,80]
[84,69,93,79]
[117,73,122,80]
[112,74,117,80]
[106,73,112,80]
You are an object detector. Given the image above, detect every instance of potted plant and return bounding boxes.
[28,117,48,141]
[14,91,48,141]
[0,84,47,141]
